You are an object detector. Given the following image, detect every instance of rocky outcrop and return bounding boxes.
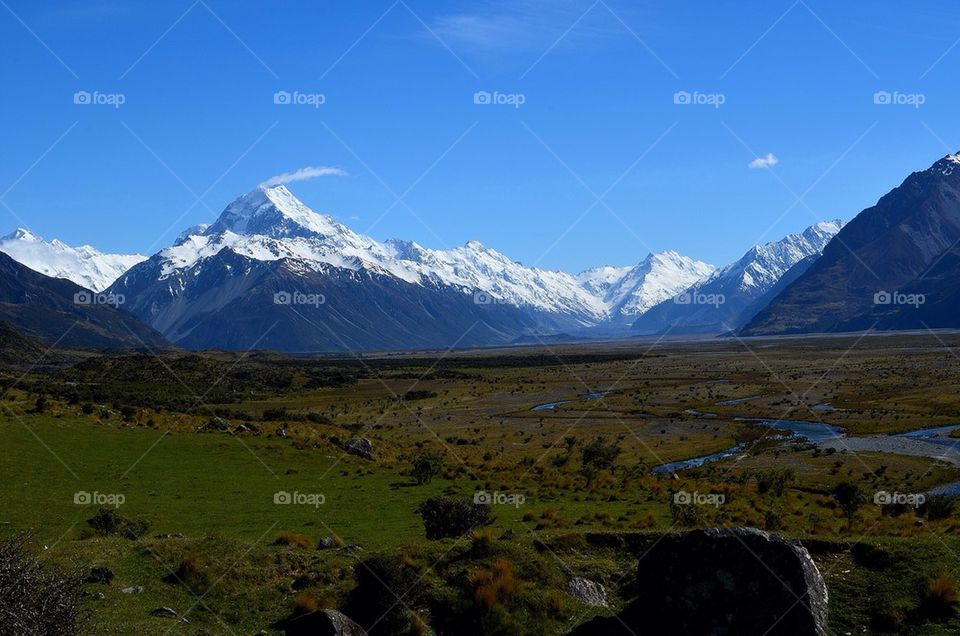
[341,437,374,460]
[570,527,828,636]
[567,576,607,607]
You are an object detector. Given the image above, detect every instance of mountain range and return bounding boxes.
[7,150,960,352]
[0,229,145,292]
[632,221,843,334]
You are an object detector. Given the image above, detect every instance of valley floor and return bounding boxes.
[5,332,960,634]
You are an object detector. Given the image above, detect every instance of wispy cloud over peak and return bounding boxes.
[262,166,348,187]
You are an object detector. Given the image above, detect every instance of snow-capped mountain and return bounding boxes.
[109,185,616,351]
[386,239,606,320]
[633,220,843,334]
[576,265,632,298]
[0,229,146,292]
[589,252,716,322]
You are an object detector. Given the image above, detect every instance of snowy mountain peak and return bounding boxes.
[0,229,146,291]
[582,251,715,320]
[707,219,844,293]
[2,228,39,242]
[204,184,346,239]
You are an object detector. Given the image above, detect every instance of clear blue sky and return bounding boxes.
[1,0,958,272]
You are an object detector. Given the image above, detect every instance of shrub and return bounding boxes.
[833,482,864,520]
[345,555,421,635]
[293,592,319,615]
[411,451,445,485]
[920,495,955,521]
[418,497,493,539]
[85,566,114,585]
[174,553,210,593]
[580,435,620,486]
[85,508,150,540]
[0,533,86,635]
[469,560,520,609]
[917,574,958,621]
[403,390,437,401]
[755,469,794,496]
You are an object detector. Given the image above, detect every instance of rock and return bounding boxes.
[341,437,374,459]
[570,527,828,636]
[120,586,144,594]
[150,606,183,620]
[234,422,260,435]
[566,576,607,607]
[284,608,367,636]
[199,416,229,432]
[318,536,338,550]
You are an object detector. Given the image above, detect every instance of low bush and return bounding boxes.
[418,497,493,540]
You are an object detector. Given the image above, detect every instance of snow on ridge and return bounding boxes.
[0,228,146,291]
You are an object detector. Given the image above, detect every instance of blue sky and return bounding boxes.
[1,1,959,272]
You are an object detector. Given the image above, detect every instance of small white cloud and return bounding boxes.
[748,153,779,169]
[262,166,347,186]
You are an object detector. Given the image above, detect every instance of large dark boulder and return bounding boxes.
[284,608,367,636]
[571,527,828,636]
